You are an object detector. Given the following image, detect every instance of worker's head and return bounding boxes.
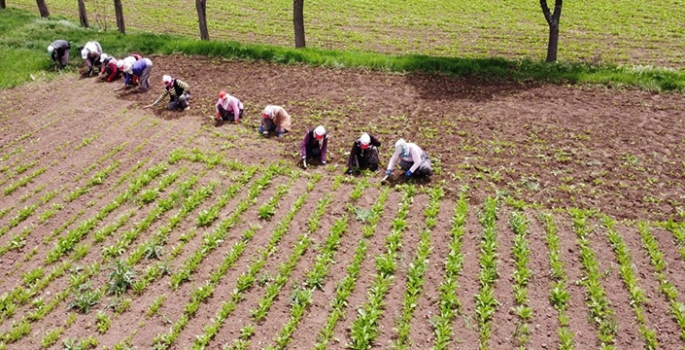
[395,139,407,155]
[162,75,172,86]
[115,60,125,69]
[360,133,371,149]
[219,91,227,100]
[81,48,89,60]
[314,126,326,140]
[100,53,109,63]
[47,45,54,55]
[262,106,273,119]
[122,62,133,74]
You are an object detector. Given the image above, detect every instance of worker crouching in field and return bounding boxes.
[385,138,432,179]
[346,132,381,175]
[79,41,102,76]
[47,40,70,69]
[116,57,153,91]
[214,91,244,124]
[259,105,291,138]
[301,126,329,168]
[143,75,191,111]
[98,54,121,82]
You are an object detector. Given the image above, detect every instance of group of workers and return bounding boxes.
[48,39,433,180]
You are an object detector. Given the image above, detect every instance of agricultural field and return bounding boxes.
[8,0,685,67]
[0,55,685,350]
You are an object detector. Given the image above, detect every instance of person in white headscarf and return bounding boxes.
[47,40,70,69]
[79,41,103,76]
[346,132,381,174]
[300,125,329,168]
[385,138,432,178]
[259,105,291,138]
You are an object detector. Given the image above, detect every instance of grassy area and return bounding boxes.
[1,7,684,91]
[7,0,685,67]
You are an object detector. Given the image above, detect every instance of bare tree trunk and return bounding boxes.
[78,0,89,28]
[36,0,50,17]
[196,0,209,40]
[114,0,125,34]
[540,0,562,62]
[0,0,6,10]
[293,0,305,48]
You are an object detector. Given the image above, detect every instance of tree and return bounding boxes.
[78,0,89,28]
[196,0,209,40]
[0,0,6,10]
[114,0,125,34]
[36,0,49,17]
[540,0,562,62]
[293,0,305,48]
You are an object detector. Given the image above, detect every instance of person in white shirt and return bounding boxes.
[214,91,244,124]
[385,138,432,178]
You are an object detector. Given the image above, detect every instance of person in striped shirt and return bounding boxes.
[143,75,191,111]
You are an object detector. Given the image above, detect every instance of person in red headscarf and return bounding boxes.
[346,132,381,174]
[214,91,244,123]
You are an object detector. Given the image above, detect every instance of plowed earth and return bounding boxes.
[0,56,684,349]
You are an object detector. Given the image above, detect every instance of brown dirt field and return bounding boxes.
[2,57,685,349]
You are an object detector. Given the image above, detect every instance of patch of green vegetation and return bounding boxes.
[1,8,684,92]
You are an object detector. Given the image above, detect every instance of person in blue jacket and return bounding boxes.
[115,57,153,91]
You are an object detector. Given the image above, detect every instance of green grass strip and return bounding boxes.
[2,8,685,92]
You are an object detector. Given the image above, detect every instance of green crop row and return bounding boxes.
[186,174,321,350]
[509,211,533,348]
[601,216,658,349]
[313,186,390,350]
[568,209,616,349]
[431,188,468,349]
[394,187,444,349]
[348,185,415,350]
[636,221,685,340]
[474,196,500,349]
[539,212,575,349]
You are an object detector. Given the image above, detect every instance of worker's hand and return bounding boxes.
[142,105,152,109]
[385,170,392,176]
[216,112,221,119]
[322,160,327,165]
[234,119,240,124]
[405,170,412,178]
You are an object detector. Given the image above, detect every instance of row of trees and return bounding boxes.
[0,0,563,63]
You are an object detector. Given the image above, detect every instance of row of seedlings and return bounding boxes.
[539,212,575,349]
[240,193,335,348]
[0,162,171,347]
[168,165,288,290]
[44,150,226,345]
[431,188,469,349]
[347,185,416,350]
[151,169,297,349]
[394,187,444,349]
[474,196,500,349]
[601,216,658,349]
[188,173,327,349]
[508,211,534,348]
[0,161,172,316]
[663,220,685,263]
[0,159,122,256]
[312,186,391,350]
[636,221,685,340]
[258,178,368,350]
[53,165,219,345]
[568,209,617,349]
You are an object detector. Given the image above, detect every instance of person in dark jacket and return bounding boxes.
[300,125,329,168]
[346,132,381,174]
[47,40,70,69]
[143,75,191,111]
